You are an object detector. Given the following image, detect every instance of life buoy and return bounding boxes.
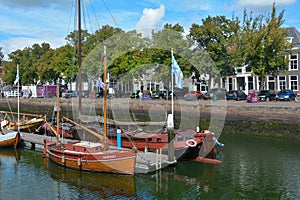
[186,139,197,147]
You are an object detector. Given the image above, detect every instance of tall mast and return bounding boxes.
[56,85,60,137]
[103,43,107,147]
[78,0,82,112]
[17,64,20,132]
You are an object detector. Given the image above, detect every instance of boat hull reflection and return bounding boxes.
[46,160,137,199]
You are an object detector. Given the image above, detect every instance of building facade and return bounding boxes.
[218,26,300,95]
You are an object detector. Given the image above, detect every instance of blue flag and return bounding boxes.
[172,55,183,89]
[98,79,105,89]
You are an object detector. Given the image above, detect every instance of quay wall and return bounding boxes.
[0,98,299,139]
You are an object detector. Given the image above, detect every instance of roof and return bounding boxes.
[285,27,300,48]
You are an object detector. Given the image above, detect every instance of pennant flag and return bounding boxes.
[172,55,183,89]
[14,71,19,85]
[97,79,105,89]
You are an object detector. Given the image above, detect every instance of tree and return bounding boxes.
[5,43,52,85]
[0,47,3,66]
[241,3,291,89]
[189,16,239,87]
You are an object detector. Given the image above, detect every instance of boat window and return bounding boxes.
[157,138,162,142]
[73,147,75,151]
[84,148,86,152]
[148,138,152,142]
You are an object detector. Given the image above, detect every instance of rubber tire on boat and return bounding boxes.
[186,139,197,147]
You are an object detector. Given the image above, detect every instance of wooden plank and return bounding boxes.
[20,132,79,145]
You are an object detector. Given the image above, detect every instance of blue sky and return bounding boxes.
[0,0,299,60]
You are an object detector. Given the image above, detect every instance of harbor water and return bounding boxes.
[0,133,299,199]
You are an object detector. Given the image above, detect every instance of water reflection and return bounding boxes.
[45,161,137,199]
[134,162,219,199]
[0,134,299,199]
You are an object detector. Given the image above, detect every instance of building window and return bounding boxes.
[278,76,286,90]
[290,75,298,91]
[228,78,233,91]
[248,76,253,91]
[289,54,298,71]
[268,76,275,90]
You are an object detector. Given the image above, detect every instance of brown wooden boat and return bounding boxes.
[0,131,20,148]
[44,139,136,175]
[0,111,45,133]
[43,42,136,175]
[107,128,221,163]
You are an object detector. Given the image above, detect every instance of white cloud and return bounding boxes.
[136,4,165,37]
[0,34,65,60]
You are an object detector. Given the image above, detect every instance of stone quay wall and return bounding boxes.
[1,98,299,139]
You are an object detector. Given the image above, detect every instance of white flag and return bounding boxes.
[14,70,19,85]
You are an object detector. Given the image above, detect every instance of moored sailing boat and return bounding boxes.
[1,111,45,133]
[107,49,223,164]
[0,65,21,148]
[0,130,20,148]
[107,127,221,163]
[43,42,136,175]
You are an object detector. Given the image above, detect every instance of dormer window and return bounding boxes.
[287,37,293,43]
[236,68,242,73]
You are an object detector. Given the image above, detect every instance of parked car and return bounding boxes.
[62,90,78,98]
[184,91,203,101]
[152,91,166,99]
[202,92,211,100]
[226,90,247,101]
[204,88,227,100]
[276,89,296,101]
[130,91,152,100]
[257,90,276,101]
[22,89,32,98]
[296,92,300,102]
[166,91,177,100]
[81,91,89,98]
[130,91,140,99]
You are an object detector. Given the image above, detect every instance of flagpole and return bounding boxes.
[171,48,174,118]
[167,48,175,163]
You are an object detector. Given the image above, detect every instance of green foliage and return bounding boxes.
[4,43,51,85]
[238,3,291,89]
[0,47,3,66]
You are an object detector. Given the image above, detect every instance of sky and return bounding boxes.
[0,0,299,60]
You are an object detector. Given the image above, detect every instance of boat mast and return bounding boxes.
[78,0,82,112]
[56,84,60,139]
[17,64,20,133]
[103,43,107,148]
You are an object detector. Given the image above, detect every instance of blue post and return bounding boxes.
[117,129,121,148]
